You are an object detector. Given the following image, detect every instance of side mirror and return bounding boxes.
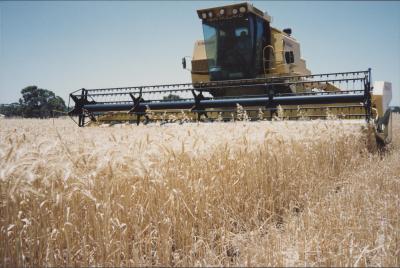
[182,57,187,69]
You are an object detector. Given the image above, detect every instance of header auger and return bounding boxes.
[68,2,393,145]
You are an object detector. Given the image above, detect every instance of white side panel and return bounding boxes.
[373,81,392,113]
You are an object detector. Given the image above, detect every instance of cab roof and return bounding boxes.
[197,2,271,23]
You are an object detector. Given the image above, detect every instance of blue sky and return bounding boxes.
[0,1,399,106]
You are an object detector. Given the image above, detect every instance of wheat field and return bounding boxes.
[0,114,399,267]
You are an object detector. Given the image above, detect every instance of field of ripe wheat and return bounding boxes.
[1,115,399,267]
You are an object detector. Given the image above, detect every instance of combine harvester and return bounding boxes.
[68,2,393,145]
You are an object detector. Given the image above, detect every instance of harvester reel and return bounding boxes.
[191,89,209,120]
[128,89,145,125]
[67,69,391,145]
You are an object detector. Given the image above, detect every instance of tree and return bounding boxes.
[0,103,23,117]
[390,106,400,113]
[163,94,182,101]
[18,86,66,118]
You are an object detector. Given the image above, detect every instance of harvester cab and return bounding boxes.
[67,2,393,146]
[190,2,310,86]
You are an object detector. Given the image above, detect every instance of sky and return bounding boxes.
[0,1,399,106]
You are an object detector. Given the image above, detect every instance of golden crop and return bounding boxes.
[1,115,399,266]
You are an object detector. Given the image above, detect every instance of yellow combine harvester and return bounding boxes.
[68,2,393,145]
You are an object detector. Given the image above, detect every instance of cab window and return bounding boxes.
[285,51,294,64]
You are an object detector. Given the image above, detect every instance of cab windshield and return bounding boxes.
[202,16,257,81]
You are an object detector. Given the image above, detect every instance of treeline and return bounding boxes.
[0,86,67,118]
